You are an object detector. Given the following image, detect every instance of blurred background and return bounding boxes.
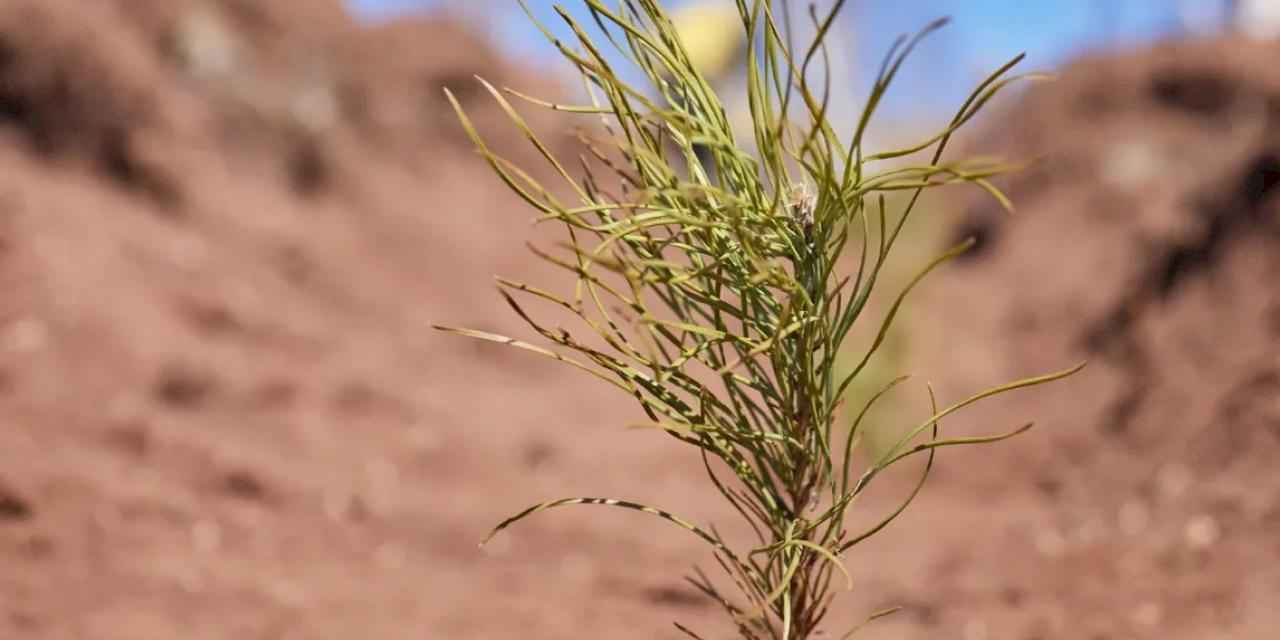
[0,1,1277,639]
[354,0,1274,122]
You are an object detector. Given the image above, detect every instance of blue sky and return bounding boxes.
[346,1,1201,121]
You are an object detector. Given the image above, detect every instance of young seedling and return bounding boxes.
[437,1,1082,638]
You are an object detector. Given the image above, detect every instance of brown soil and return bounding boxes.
[889,35,1280,640]
[0,2,1275,638]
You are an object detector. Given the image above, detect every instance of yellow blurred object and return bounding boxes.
[670,2,747,81]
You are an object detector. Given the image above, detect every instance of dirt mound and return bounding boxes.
[868,35,1280,639]
[0,2,679,639]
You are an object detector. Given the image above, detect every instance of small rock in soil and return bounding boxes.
[0,484,33,522]
[222,469,268,501]
[152,362,219,409]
